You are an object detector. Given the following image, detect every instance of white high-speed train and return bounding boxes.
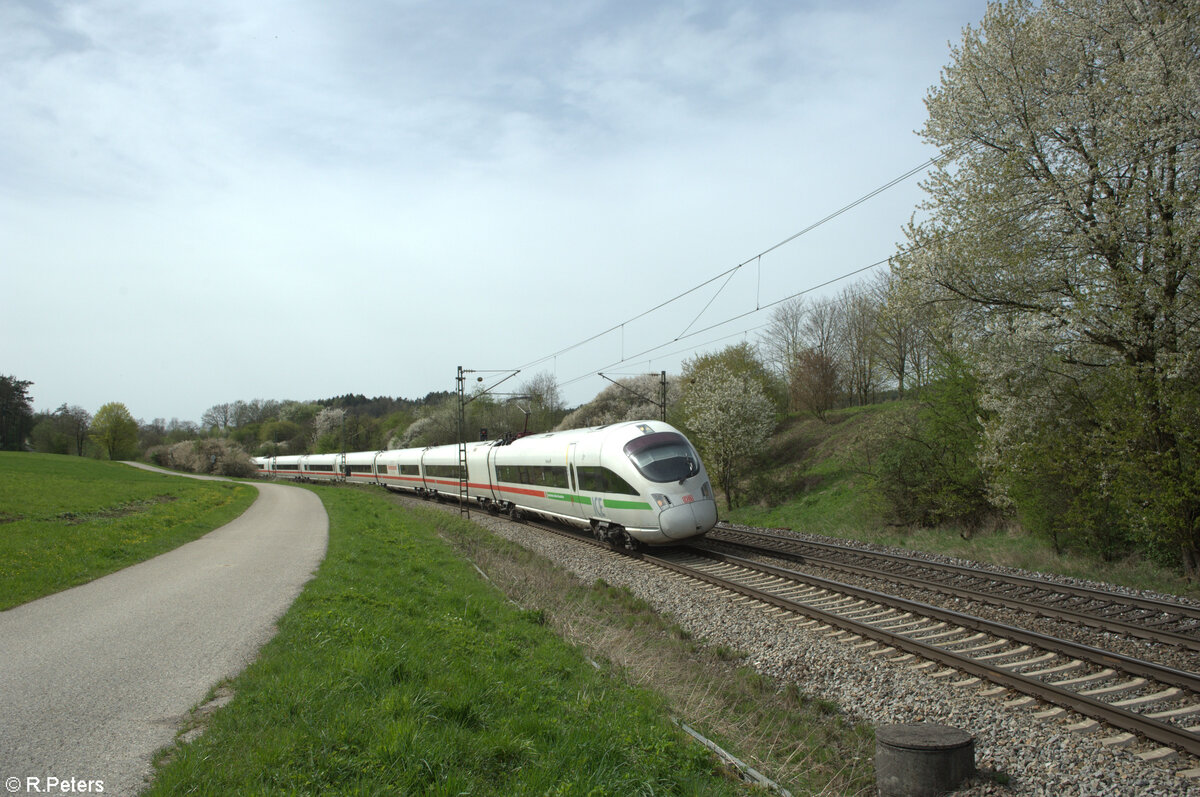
[254,420,717,546]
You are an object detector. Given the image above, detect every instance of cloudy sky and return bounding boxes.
[2,0,988,423]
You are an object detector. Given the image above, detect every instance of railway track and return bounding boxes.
[522,519,1200,762]
[704,523,1200,653]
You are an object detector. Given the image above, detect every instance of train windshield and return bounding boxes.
[623,432,699,483]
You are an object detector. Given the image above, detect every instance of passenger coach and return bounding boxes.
[255,420,718,546]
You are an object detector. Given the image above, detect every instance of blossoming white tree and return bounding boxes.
[895,0,1200,570]
[312,406,346,451]
[683,364,776,508]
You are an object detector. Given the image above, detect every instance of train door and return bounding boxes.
[571,435,611,524]
[564,442,586,521]
[485,444,501,504]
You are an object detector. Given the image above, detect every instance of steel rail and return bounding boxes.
[515,518,1200,757]
[707,525,1200,651]
[687,549,1200,692]
[646,548,1200,758]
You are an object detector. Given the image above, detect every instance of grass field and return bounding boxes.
[0,453,257,610]
[146,487,755,795]
[146,486,876,795]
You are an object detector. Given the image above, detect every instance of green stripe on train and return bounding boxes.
[544,493,652,511]
[602,498,653,511]
[545,492,586,505]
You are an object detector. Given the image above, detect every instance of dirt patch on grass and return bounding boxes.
[56,495,179,524]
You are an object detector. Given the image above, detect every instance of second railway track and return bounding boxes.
[704,523,1200,653]
[648,545,1200,760]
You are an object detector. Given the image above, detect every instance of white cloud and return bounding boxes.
[1,0,989,420]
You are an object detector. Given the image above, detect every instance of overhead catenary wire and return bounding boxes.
[518,149,957,380]
[555,255,892,391]
[552,131,1159,390]
[521,0,1196,395]
[562,124,1176,388]
[550,133,1198,392]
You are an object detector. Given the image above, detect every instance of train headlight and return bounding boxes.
[701,482,712,499]
[652,493,672,509]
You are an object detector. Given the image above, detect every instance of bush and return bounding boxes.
[988,367,1161,563]
[160,439,257,477]
[870,363,994,529]
[145,445,171,467]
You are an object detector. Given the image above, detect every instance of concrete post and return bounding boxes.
[875,723,975,797]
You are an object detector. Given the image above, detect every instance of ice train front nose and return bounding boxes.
[658,497,718,540]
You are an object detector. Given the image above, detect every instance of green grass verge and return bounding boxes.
[0,453,257,610]
[734,461,882,536]
[430,495,875,794]
[147,487,745,796]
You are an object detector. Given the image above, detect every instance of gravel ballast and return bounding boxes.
[462,509,1200,797]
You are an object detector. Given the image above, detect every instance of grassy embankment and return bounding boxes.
[725,404,1200,600]
[0,452,257,610]
[147,485,875,795]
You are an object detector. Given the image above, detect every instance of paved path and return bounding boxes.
[0,473,328,796]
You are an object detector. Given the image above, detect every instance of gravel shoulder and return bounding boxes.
[455,504,1200,797]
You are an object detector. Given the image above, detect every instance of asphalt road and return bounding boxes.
[0,472,328,796]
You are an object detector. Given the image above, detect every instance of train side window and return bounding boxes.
[576,466,639,496]
[497,465,568,489]
[605,469,640,496]
[536,466,568,489]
